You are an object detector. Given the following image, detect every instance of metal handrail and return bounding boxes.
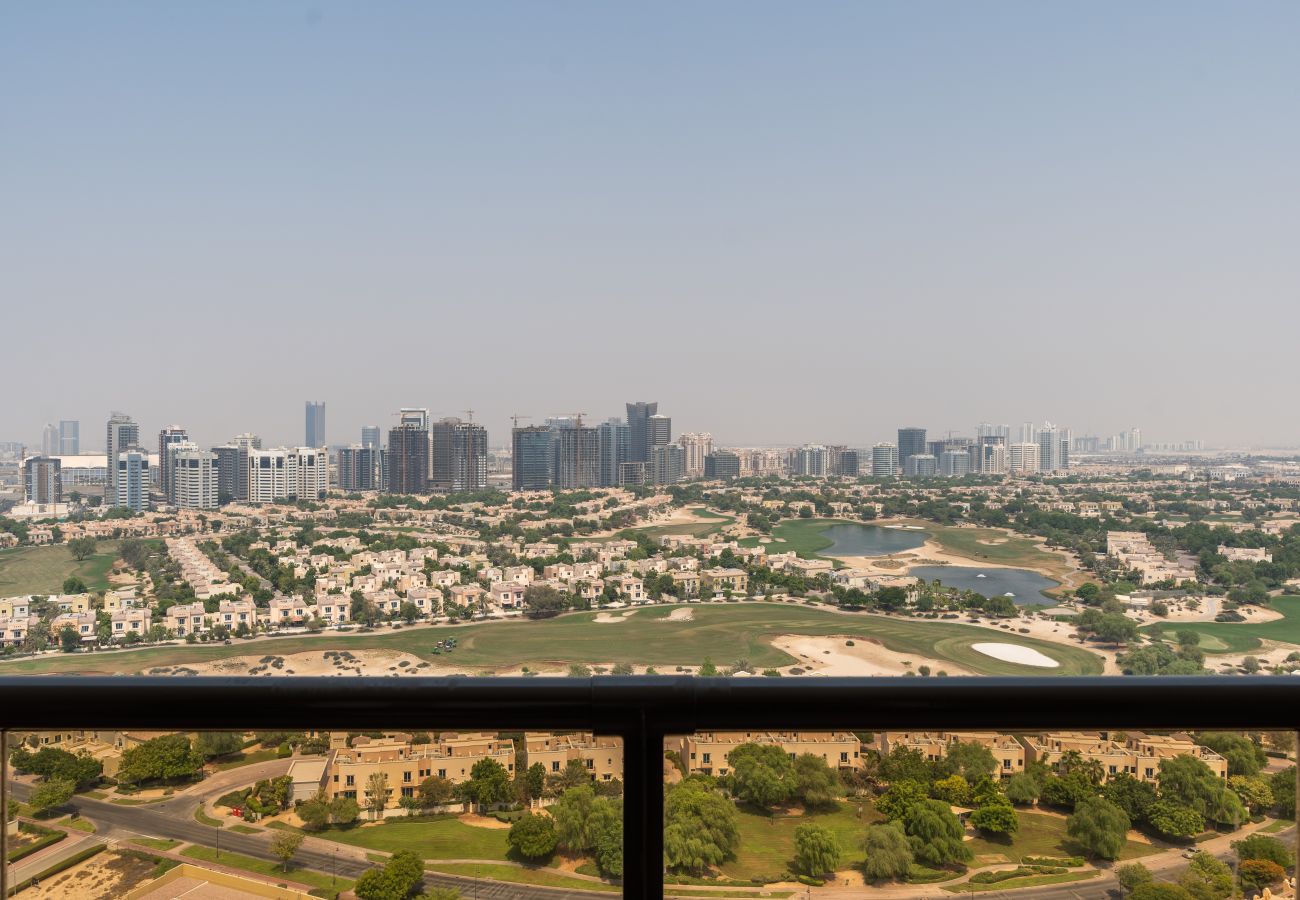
[1,676,1297,899]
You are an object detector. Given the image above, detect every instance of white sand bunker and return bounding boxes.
[665,608,694,622]
[594,611,638,623]
[971,643,1059,668]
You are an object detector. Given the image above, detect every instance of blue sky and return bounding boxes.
[3,2,1298,449]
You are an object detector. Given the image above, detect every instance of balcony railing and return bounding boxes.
[2,675,1298,899]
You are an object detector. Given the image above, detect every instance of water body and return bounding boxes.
[910,565,1059,606]
[817,523,928,557]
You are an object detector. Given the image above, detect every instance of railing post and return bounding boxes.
[620,714,664,900]
[1,729,8,900]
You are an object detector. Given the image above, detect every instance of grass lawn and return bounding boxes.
[229,824,262,834]
[194,805,224,828]
[944,870,1099,893]
[1140,596,1300,653]
[966,812,1158,864]
[737,518,858,559]
[626,507,736,542]
[131,838,181,851]
[669,892,794,899]
[212,748,282,772]
[181,845,353,892]
[56,816,96,833]
[0,600,1103,676]
[272,816,510,860]
[0,544,117,595]
[914,523,1074,581]
[427,862,619,892]
[1260,818,1294,834]
[719,802,884,881]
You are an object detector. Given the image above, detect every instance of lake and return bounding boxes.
[910,565,1060,606]
[818,523,928,557]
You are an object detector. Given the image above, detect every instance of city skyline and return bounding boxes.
[5,4,1299,448]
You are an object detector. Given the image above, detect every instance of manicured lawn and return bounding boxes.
[719,802,883,881]
[131,838,181,851]
[738,519,857,559]
[669,891,793,899]
[181,845,353,892]
[966,812,1157,864]
[1260,818,1294,834]
[0,544,117,595]
[230,824,262,834]
[212,748,282,771]
[194,805,224,827]
[944,870,1099,893]
[627,508,736,542]
[56,816,96,833]
[0,600,1104,676]
[427,862,619,892]
[916,523,1073,581]
[1141,596,1300,653]
[272,816,510,860]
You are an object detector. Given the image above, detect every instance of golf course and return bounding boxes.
[0,544,118,596]
[1141,596,1300,653]
[0,601,1104,676]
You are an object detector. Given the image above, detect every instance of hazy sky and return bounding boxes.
[4,2,1298,450]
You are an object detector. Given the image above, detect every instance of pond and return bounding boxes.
[817,523,928,557]
[910,565,1060,606]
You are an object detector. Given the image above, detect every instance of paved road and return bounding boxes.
[9,783,607,899]
[8,828,99,886]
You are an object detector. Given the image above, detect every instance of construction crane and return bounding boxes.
[510,414,533,429]
[564,412,588,429]
[462,409,475,423]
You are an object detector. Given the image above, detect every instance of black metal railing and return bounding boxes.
[2,675,1298,899]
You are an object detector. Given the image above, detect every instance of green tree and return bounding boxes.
[1066,796,1131,860]
[329,795,360,825]
[523,762,547,802]
[589,798,623,877]
[118,733,204,785]
[1040,772,1097,809]
[793,823,841,876]
[945,740,998,781]
[1195,733,1266,777]
[364,771,389,818]
[508,812,558,860]
[1227,774,1273,815]
[1147,800,1204,840]
[524,584,568,618]
[1130,885,1194,900]
[698,657,719,676]
[1102,773,1158,824]
[296,797,330,831]
[969,799,1018,836]
[861,822,913,882]
[460,757,511,809]
[1270,767,1295,819]
[398,602,420,624]
[663,778,741,875]
[1005,772,1041,806]
[195,732,245,759]
[270,830,304,871]
[930,774,972,806]
[1232,833,1294,868]
[902,799,971,867]
[67,536,97,561]
[728,742,796,809]
[354,849,427,899]
[28,776,76,813]
[552,785,598,851]
[1159,755,1245,827]
[1238,859,1286,892]
[418,774,455,807]
[1179,851,1232,900]
[876,779,928,820]
[62,576,88,594]
[793,753,842,810]
[1117,862,1154,893]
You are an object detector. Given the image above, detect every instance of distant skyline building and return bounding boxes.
[113,448,151,512]
[512,425,553,491]
[337,445,380,492]
[678,432,713,478]
[1037,423,1071,473]
[361,425,381,449]
[58,420,79,455]
[430,417,488,493]
[551,421,600,489]
[1009,442,1039,473]
[647,414,672,457]
[41,423,58,456]
[940,449,971,477]
[625,401,658,464]
[897,427,927,471]
[872,442,899,478]
[105,412,140,502]
[649,443,685,485]
[791,444,829,477]
[247,447,327,502]
[386,424,430,495]
[229,432,262,501]
[597,418,630,488]
[904,453,937,477]
[212,444,241,503]
[172,445,218,509]
[305,401,326,448]
[704,451,740,479]
[24,456,62,504]
[157,425,189,502]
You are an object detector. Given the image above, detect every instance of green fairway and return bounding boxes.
[915,523,1073,580]
[1141,596,1300,654]
[966,811,1157,864]
[271,816,509,859]
[737,518,857,558]
[944,871,1099,893]
[720,802,882,880]
[181,845,353,892]
[626,507,735,542]
[0,544,117,596]
[0,601,1104,676]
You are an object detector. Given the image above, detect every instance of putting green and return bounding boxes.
[1140,596,1300,654]
[0,602,1103,676]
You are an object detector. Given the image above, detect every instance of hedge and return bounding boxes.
[970,865,1067,884]
[7,829,66,863]
[1023,855,1084,867]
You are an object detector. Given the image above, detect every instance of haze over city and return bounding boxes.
[5,2,1300,448]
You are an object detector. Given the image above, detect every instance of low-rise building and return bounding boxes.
[670,731,862,777]
[524,732,623,783]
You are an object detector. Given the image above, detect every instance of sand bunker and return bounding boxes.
[594,611,638,623]
[664,608,694,622]
[971,642,1059,668]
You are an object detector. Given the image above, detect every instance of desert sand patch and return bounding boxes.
[971,642,1060,668]
[773,634,973,677]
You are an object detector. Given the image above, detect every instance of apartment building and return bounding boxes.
[247,448,329,503]
[875,731,1026,778]
[1022,731,1227,783]
[701,567,749,596]
[524,732,623,783]
[321,733,516,810]
[670,732,862,777]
